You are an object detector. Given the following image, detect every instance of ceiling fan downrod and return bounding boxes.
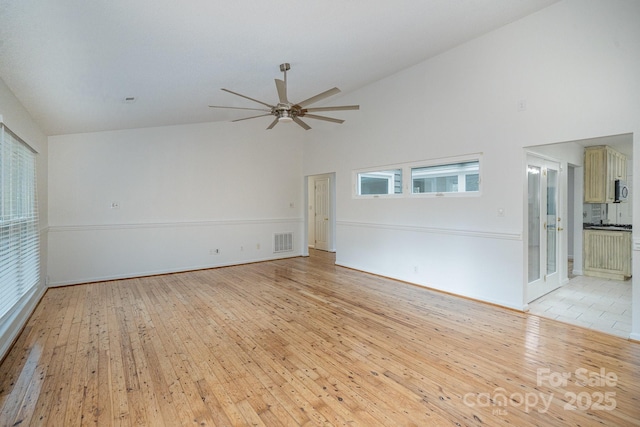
[279,63,290,87]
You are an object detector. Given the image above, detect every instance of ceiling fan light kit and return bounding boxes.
[278,110,293,123]
[209,63,359,130]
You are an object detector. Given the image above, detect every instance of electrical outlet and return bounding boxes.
[210,249,220,255]
[256,243,260,250]
[110,201,120,209]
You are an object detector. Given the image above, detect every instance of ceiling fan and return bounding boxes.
[209,63,359,130]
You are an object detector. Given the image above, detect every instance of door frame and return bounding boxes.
[303,172,336,256]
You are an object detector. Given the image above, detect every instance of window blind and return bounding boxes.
[0,123,40,323]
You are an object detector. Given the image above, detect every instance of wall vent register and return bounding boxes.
[274,232,293,253]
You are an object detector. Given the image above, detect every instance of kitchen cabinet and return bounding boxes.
[583,229,631,280]
[584,146,627,203]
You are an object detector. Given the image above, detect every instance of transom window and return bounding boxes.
[357,169,402,195]
[354,154,481,198]
[411,161,480,194]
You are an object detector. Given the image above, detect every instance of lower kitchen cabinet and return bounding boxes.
[583,229,631,280]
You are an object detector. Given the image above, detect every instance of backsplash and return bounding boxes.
[583,203,605,223]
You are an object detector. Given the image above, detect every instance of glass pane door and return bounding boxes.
[528,165,541,283]
[546,168,558,275]
[527,155,562,303]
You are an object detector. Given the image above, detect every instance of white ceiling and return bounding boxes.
[0,0,558,136]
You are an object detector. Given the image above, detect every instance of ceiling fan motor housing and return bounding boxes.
[275,103,300,120]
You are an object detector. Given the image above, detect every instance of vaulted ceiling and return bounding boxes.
[0,0,558,136]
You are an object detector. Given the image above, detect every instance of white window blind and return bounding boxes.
[0,123,40,322]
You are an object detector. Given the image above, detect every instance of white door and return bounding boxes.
[314,177,330,251]
[527,156,562,302]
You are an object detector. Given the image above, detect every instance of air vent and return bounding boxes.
[274,232,293,253]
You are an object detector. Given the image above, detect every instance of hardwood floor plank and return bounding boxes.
[16,289,71,426]
[102,283,131,426]
[118,279,188,425]
[194,282,331,426]
[1,250,639,426]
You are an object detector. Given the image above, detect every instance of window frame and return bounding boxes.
[409,156,482,197]
[353,167,404,198]
[352,153,482,199]
[0,121,40,325]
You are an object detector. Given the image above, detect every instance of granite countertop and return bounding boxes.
[583,223,632,231]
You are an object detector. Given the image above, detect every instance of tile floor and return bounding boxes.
[528,274,632,339]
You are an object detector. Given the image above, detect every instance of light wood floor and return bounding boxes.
[1,250,639,426]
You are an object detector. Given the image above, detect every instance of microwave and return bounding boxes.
[615,179,629,203]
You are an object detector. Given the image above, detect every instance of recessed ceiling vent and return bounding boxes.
[274,232,293,253]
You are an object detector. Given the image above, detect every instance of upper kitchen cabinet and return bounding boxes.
[584,145,627,203]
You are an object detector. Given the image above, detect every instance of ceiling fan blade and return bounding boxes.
[296,87,341,108]
[293,117,311,130]
[231,114,273,122]
[209,105,271,112]
[221,88,274,108]
[275,79,288,104]
[301,113,345,124]
[266,118,279,130]
[304,105,359,112]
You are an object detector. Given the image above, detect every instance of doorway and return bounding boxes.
[527,155,563,302]
[306,173,336,253]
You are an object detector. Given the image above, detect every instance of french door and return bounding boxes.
[527,156,562,303]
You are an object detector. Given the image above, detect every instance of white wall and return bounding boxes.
[303,0,640,337]
[0,77,48,359]
[48,120,305,285]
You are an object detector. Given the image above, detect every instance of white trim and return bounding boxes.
[337,220,521,241]
[335,260,526,311]
[47,254,300,288]
[46,218,304,287]
[48,217,303,233]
